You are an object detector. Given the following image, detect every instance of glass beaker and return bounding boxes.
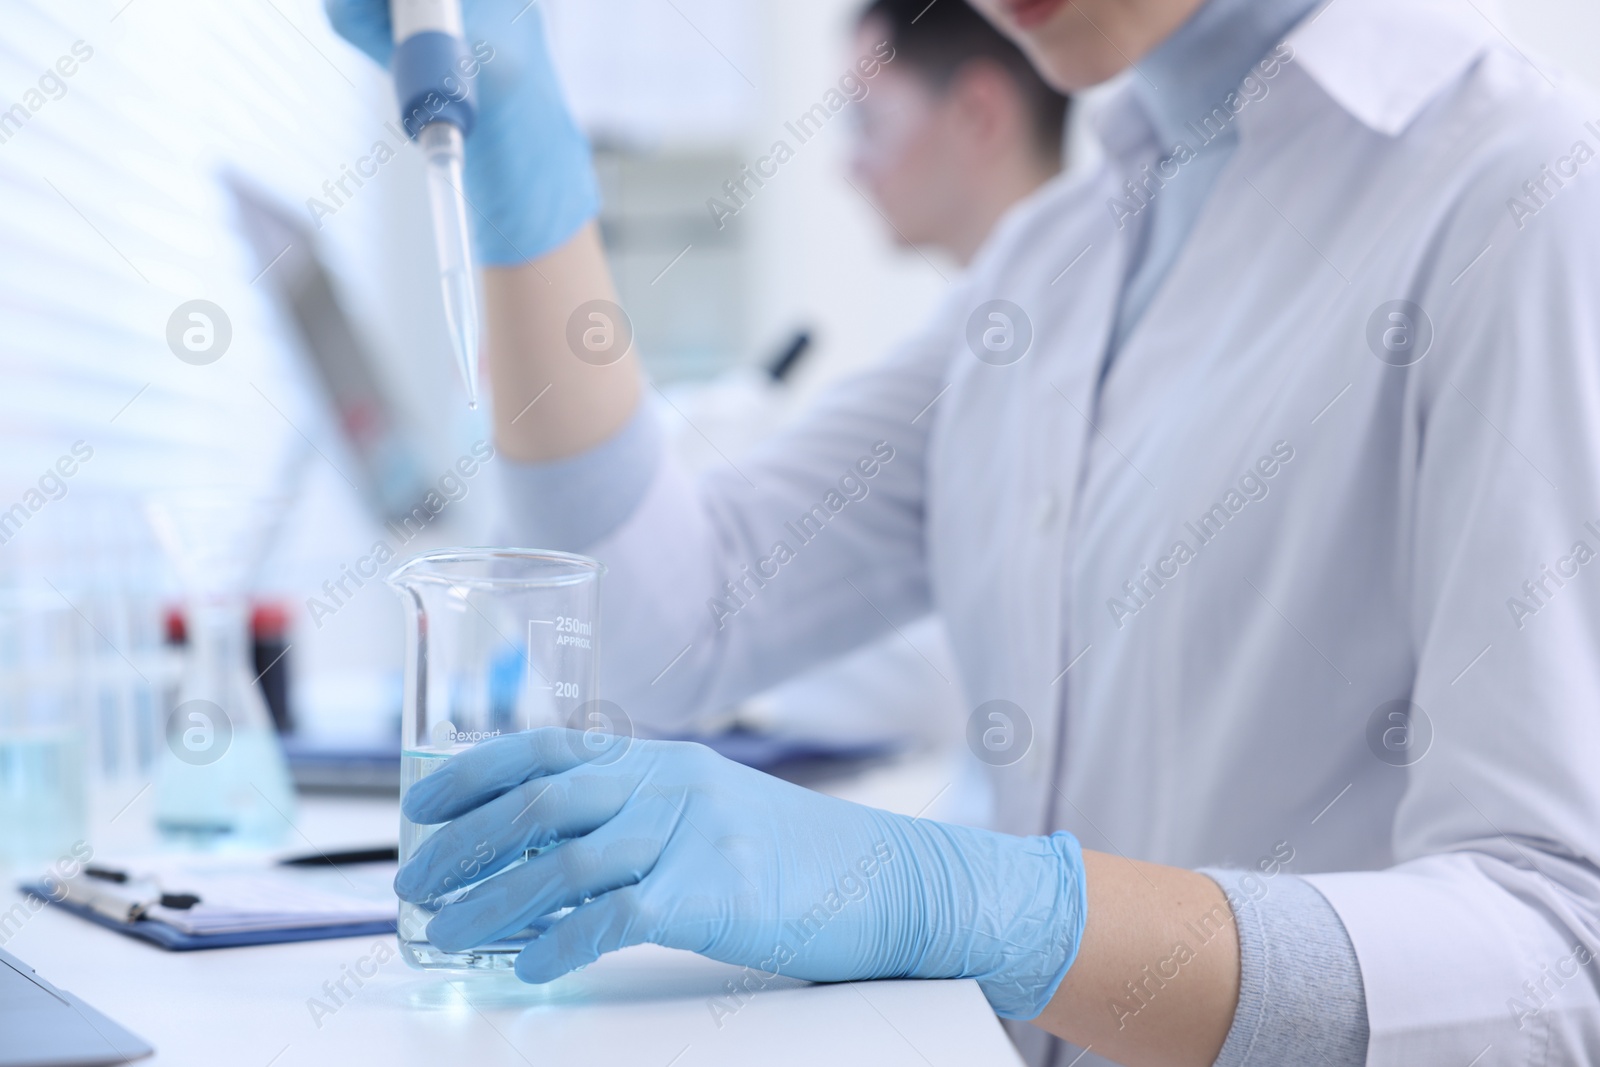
[388,548,603,971]
[0,591,89,870]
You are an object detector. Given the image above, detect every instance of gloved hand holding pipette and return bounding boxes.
[326,0,599,261]
[394,728,1090,1019]
[325,0,601,406]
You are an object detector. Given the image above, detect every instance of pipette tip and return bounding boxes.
[420,122,483,416]
[457,338,480,410]
[440,274,481,413]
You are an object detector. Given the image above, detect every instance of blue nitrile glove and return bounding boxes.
[395,729,1088,1019]
[324,0,599,264]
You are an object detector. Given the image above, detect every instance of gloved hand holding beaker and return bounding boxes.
[395,728,1089,1020]
[324,0,600,264]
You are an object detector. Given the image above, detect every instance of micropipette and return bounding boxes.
[390,0,482,409]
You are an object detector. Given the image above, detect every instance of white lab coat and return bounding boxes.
[577,0,1600,1059]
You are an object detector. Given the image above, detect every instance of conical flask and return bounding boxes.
[146,489,295,845]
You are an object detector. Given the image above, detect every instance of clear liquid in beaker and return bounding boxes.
[397,748,539,971]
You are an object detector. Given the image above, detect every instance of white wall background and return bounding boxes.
[1501,1,1600,88]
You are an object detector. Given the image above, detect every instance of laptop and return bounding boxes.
[0,946,152,1066]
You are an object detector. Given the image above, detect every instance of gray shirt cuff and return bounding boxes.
[1198,869,1370,1067]
[495,401,663,551]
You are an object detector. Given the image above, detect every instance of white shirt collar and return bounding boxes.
[1287,0,1500,136]
[1082,0,1503,163]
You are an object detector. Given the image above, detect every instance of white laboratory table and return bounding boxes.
[4,752,1023,1067]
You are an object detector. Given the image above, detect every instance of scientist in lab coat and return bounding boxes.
[328,0,1600,1063]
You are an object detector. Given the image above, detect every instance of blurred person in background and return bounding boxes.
[670,0,1071,802]
[329,0,1600,1065]
[850,0,1069,268]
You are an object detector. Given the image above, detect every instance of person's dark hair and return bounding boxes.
[859,0,1069,164]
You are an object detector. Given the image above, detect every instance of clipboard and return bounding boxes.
[21,859,399,952]
[20,883,396,950]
